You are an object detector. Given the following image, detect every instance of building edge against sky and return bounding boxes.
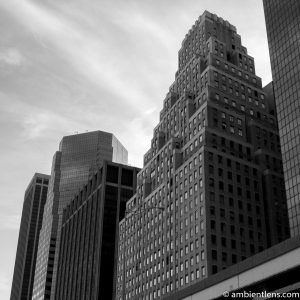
[263,0,300,237]
[170,3,300,297]
[116,10,289,300]
[9,2,299,299]
[55,161,140,300]
[10,173,50,300]
[31,131,128,300]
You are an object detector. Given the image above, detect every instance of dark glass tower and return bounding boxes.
[116,11,289,299]
[55,161,140,300]
[263,0,300,237]
[10,173,50,300]
[31,131,128,300]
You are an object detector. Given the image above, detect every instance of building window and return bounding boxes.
[221,237,227,247]
[201,235,205,245]
[212,265,218,274]
[211,235,216,244]
[219,181,224,190]
[185,274,189,284]
[201,251,205,260]
[232,254,237,263]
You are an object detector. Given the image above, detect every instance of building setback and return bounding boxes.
[10,173,50,300]
[55,161,140,300]
[263,0,300,237]
[31,131,128,300]
[116,11,289,300]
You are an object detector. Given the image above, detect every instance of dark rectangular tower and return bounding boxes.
[116,11,289,299]
[55,161,140,300]
[10,173,50,300]
[263,0,300,237]
[31,131,128,300]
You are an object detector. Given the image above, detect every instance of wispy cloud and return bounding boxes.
[0,0,176,167]
[21,112,69,140]
[0,3,274,300]
[0,0,168,114]
[0,48,24,66]
[0,91,68,140]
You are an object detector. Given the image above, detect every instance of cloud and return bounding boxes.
[21,112,70,140]
[0,3,275,300]
[0,48,24,66]
[0,0,160,113]
[0,0,174,168]
[0,92,61,140]
[22,113,55,140]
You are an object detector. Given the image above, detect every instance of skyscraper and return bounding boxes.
[55,161,140,300]
[10,173,50,300]
[116,11,289,299]
[263,0,300,237]
[31,131,128,300]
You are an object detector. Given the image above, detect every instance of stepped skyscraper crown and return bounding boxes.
[116,11,289,300]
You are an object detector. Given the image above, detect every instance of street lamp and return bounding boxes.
[121,205,165,300]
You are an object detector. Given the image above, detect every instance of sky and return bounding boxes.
[0,0,272,298]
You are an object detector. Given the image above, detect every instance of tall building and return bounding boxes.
[263,0,300,237]
[116,11,289,300]
[55,161,140,300]
[31,131,128,300]
[10,173,50,300]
